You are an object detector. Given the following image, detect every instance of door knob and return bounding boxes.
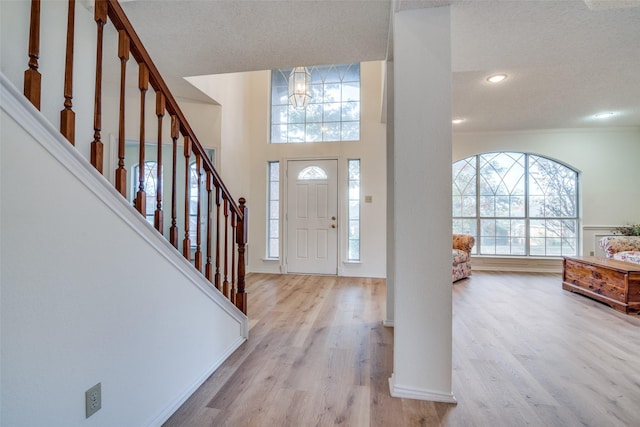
[331,216,336,220]
[331,224,336,229]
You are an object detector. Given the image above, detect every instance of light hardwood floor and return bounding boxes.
[164,272,640,427]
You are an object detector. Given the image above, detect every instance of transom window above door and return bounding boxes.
[298,166,328,180]
[270,63,360,143]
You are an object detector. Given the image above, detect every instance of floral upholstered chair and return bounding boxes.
[599,236,640,265]
[453,234,475,282]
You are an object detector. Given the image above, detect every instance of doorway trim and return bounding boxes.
[284,156,341,275]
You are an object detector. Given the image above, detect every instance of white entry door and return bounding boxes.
[287,159,338,275]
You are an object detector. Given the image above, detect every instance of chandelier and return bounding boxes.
[288,66,312,109]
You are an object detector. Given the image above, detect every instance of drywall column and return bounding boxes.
[385,60,395,326]
[389,7,454,402]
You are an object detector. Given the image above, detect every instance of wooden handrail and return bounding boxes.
[104,0,242,218]
[103,0,248,314]
[19,0,247,314]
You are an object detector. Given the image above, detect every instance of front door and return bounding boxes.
[286,159,338,275]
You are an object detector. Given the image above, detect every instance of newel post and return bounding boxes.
[235,197,248,314]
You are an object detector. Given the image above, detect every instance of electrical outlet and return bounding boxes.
[85,383,102,418]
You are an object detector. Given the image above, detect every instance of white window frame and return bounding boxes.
[453,152,580,257]
[270,63,361,143]
[267,161,280,259]
[347,159,361,261]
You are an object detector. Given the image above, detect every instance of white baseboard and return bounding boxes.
[472,256,563,273]
[146,335,246,426]
[388,374,457,404]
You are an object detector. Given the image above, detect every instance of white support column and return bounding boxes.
[385,60,395,327]
[389,6,454,403]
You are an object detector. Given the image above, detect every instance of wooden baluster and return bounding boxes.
[115,29,130,197]
[183,135,192,260]
[205,171,213,281]
[231,210,237,303]
[135,62,149,215]
[60,0,75,145]
[154,92,165,233]
[169,115,179,248]
[194,153,203,271]
[223,198,230,298]
[215,185,222,290]
[90,0,108,172]
[236,198,248,314]
[24,0,41,109]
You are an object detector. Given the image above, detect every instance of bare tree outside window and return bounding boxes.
[452,152,579,257]
[270,64,360,143]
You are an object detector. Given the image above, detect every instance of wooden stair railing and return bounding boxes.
[21,0,248,314]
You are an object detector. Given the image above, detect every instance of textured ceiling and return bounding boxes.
[121,0,640,132]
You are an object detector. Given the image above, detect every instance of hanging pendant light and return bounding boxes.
[288,66,312,109]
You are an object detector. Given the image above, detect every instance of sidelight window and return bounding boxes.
[267,161,280,259]
[347,159,361,261]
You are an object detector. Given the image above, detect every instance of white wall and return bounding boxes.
[1,80,246,427]
[1,0,97,160]
[453,127,640,256]
[1,0,222,191]
[2,0,386,279]
[185,72,253,201]
[187,63,387,277]
[1,0,233,267]
[98,89,222,247]
[247,62,388,277]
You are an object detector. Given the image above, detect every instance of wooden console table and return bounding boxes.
[562,256,640,314]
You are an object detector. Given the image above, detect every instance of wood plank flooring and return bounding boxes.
[163,272,640,427]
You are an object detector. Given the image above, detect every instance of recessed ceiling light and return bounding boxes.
[487,73,508,83]
[452,118,465,124]
[594,112,615,119]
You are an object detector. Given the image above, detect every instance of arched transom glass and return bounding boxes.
[298,166,328,180]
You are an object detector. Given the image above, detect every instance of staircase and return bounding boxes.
[1,1,249,425]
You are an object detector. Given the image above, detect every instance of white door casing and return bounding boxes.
[286,159,338,275]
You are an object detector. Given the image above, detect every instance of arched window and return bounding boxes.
[298,166,328,180]
[131,161,159,224]
[453,152,579,257]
